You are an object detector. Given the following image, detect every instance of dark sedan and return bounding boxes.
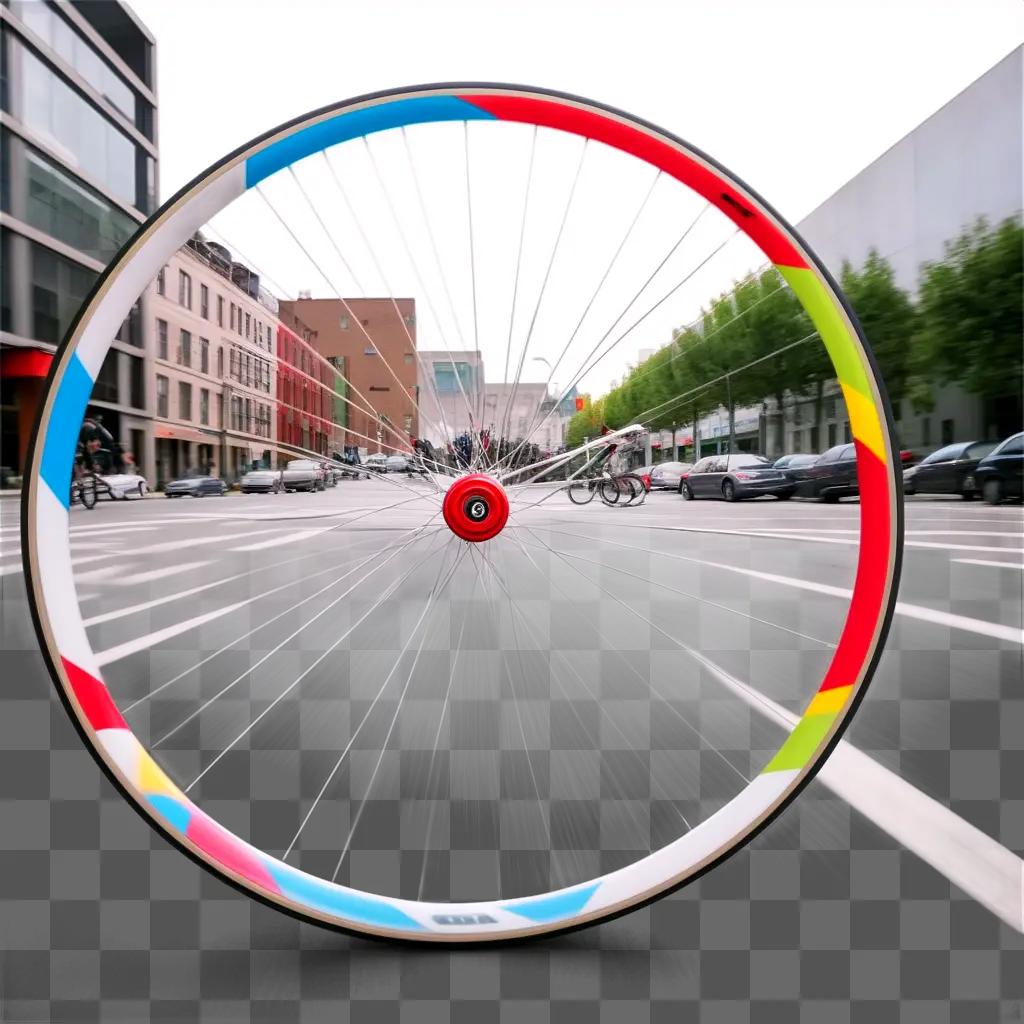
[902,440,998,500]
[164,473,227,497]
[773,453,819,472]
[680,453,793,501]
[974,431,1024,504]
[791,443,858,502]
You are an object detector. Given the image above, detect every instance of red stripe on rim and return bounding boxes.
[463,94,808,270]
[61,657,128,731]
[186,808,282,894]
[818,441,891,692]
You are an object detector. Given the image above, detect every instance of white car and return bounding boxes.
[385,454,410,474]
[99,473,148,500]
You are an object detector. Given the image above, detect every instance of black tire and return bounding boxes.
[79,478,97,510]
[776,492,792,501]
[722,479,737,502]
[619,474,646,506]
[567,480,596,505]
[680,482,694,500]
[598,478,622,505]
[961,489,975,501]
[820,492,839,504]
[983,479,1001,505]
[137,482,146,499]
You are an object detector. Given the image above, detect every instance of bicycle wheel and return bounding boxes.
[619,473,647,507]
[598,476,622,505]
[567,479,597,505]
[25,84,901,942]
[79,476,97,510]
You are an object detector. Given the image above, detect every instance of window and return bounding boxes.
[217,346,224,379]
[179,382,192,421]
[178,270,192,309]
[922,444,963,465]
[156,374,169,418]
[115,302,142,348]
[10,1,136,123]
[340,315,350,330]
[92,352,119,403]
[404,353,414,365]
[156,266,166,295]
[156,318,168,360]
[178,329,192,367]
[200,338,209,375]
[403,313,416,327]
[29,243,96,344]
[997,434,1024,456]
[217,295,224,327]
[13,41,138,206]
[404,414,414,434]
[843,420,851,443]
[892,399,902,422]
[827,423,837,448]
[941,418,954,446]
[230,303,237,331]
[245,312,251,339]
[839,444,857,462]
[199,388,210,425]
[921,417,931,447]
[128,355,144,409]
[1,136,137,263]
[819,445,844,464]
[825,396,837,420]
[200,284,209,319]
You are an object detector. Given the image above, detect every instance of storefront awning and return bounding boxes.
[154,424,211,444]
[1,349,52,379]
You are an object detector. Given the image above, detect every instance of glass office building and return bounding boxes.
[1,0,157,481]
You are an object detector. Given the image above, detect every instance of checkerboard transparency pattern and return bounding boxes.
[3,497,1022,1022]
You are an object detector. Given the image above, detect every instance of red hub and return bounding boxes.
[442,474,509,543]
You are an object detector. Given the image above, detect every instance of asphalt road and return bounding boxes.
[3,477,1021,926]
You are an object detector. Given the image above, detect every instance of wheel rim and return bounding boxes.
[24,84,901,942]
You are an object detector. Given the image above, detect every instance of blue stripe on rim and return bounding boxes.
[502,882,600,923]
[40,352,94,510]
[245,95,496,188]
[266,861,424,931]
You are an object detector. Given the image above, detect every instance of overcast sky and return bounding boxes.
[130,0,1023,399]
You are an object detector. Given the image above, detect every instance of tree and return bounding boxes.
[840,251,918,405]
[908,217,1023,433]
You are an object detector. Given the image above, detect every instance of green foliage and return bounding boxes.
[909,217,1023,404]
[562,217,1020,453]
[841,250,918,403]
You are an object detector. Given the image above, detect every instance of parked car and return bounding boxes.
[164,473,227,498]
[99,472,148,500]
[320,461,338,487]
[680,453,793,501]
[240,469,283,494]
[364,453,389,474]
[648,461,692,491]
[902,440,999,499]
[974,431,1024,505]
[791,443,859,502]
[633,465,654,491]
[385,454,411,474]
[773,453,819,472]
[281,459,323,492]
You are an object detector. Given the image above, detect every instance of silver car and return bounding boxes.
[281,459,322,492]
[649,461,693,491]
[240,469,283,494]
[385,454,410,474]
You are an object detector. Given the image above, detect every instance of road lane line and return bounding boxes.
[83,576,237,626]
[954,558,1024,571]
[108,561,212,586]
[94,601,251,666]
[526,524,1023,645]
[229,528,328,552]
[127,528,282,555]
[697,657,1024,933]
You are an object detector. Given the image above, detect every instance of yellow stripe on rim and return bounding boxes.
[139,747,183,798]
[840,383,887,463]
[805,685,854,718]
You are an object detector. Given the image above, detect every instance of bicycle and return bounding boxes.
[567,437,647,507]
[69,465,98,510]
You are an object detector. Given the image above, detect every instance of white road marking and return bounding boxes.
[83,576,237,626]
[94,600,251,666]
[106,561,212,586]
[954,558,1024,571]
[0,551,119,577]
[127,528,282,555]
[73,566,122,583]
[229,528,328,551]
[704,561,1024,645]
[526,525,1023,645]
[697,657,1024,933]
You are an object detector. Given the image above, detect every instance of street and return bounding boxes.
[3,479,1021,925]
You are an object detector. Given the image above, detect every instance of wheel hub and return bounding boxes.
[442,474,509,542]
